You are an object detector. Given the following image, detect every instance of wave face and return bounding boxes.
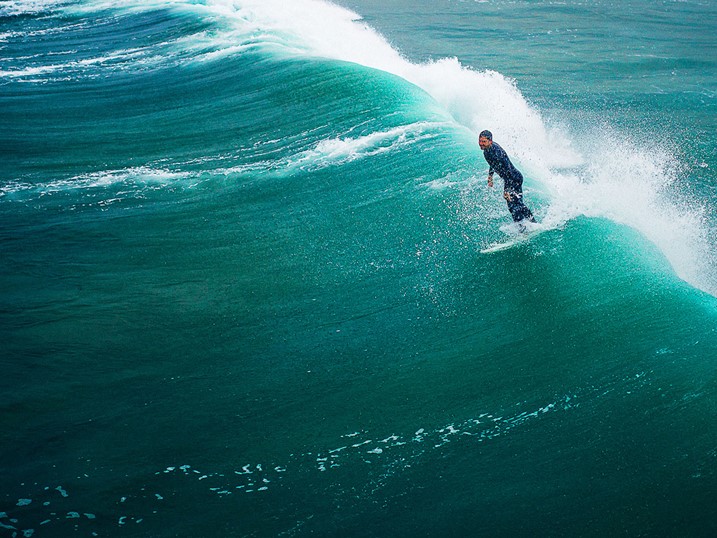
[2,1,717,536]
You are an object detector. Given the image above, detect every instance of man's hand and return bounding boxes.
[503,191,512,202]
[487,174,494,188]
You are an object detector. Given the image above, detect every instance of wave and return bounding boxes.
[14,0,717,296]
[183,0,714,294]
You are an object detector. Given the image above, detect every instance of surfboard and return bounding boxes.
[480,224,547,254]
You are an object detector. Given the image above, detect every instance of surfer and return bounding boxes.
[479,130,536,229]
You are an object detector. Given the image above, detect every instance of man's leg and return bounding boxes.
[505,190,535,224]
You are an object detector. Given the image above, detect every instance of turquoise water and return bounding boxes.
[2,0,717,536]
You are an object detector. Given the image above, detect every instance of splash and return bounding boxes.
[543,124,715,293]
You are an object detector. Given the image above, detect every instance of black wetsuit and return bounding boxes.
[483,141,535,223]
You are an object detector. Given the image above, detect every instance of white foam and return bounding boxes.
[0,0,64,16]
[541,126,715,292]
[2,167,191,199]
[286,122,442,171]
[0,48,162,80]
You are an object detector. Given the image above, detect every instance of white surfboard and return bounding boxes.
[480,223,547,254]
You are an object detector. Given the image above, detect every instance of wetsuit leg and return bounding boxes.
[504,181,535,223]
[506,193,535,222]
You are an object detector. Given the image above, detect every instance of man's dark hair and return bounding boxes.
[479,130,493,140]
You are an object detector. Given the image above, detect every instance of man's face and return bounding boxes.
[478,136,492,150]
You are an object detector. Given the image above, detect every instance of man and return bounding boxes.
[478,130,536,228]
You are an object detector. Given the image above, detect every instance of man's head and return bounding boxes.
[478,130,493,150]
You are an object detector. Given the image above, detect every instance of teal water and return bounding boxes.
[2,1,717,536]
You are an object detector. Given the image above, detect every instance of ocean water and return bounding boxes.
[2,0,717,536]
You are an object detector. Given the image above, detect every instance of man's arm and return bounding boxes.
[487,167,494,187]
